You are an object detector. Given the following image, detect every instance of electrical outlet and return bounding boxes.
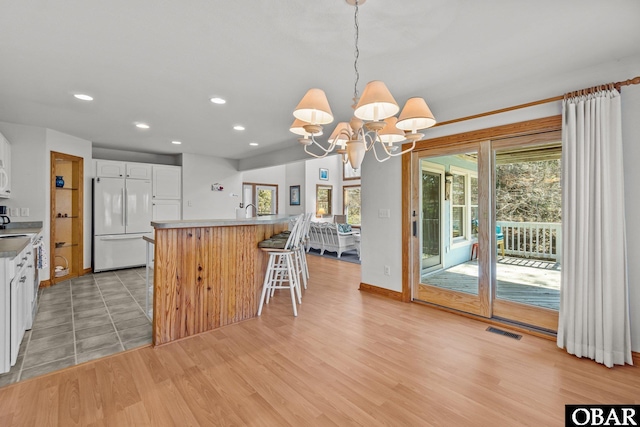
[384,265,391,276]
[188,200,192,207]
[21,208,29,217]
[378,209,390,218]
[9,208,19,217]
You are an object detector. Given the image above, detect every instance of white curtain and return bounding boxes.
[557,88,633,367]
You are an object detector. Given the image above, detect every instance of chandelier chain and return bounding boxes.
[353,0,360,103]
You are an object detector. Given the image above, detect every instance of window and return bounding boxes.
[316,184,332,217]
[450,167,478,242]
[343,185,361,226]
[257,186,276,215]
[242,182,278,216]
[451,173,466,239]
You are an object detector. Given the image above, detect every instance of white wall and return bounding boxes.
[622,84,640,352]
[360,154,403,290]
[0,122,47,223]
[285,161,306,216]
[304,156,342,222]
[241,165,287,215]
[181,153,242,219]
[46,129,93,279]
[0,122,92,282]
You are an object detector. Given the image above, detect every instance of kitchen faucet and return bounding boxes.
[245,203,257,216]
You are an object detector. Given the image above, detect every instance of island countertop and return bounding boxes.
[151,214,293,229]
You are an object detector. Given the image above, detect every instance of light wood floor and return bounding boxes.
[0,256,638,426]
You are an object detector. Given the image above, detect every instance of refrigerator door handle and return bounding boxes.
[99,235,147,241]
[122,187,127,227]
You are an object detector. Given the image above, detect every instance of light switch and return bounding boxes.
[21,208,29,217]
[9,208,19,217]
[378,209,390,218]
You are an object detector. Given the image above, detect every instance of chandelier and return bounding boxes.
[290,0,436,171]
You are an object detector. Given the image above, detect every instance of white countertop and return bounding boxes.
[151,215,293,229]
[0,226,42,258]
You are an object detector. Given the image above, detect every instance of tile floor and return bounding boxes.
[0,267,152,387]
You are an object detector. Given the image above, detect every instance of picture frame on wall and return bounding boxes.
[319,168,329,181]
[289,185,301,206]
[343,161,361,180]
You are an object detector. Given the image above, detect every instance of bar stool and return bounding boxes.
[257,214,304,316]
[296,213,313,289]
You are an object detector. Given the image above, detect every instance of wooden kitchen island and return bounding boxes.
[150,215,291,345]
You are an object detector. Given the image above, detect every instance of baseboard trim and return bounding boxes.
[39,279,51,288]
[633,351,640,366]
[82,267,92,275]
[359,282,403,301]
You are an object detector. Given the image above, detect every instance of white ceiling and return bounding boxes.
[1,0,639,160]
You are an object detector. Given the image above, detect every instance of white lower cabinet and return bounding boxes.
[1,241,35,373]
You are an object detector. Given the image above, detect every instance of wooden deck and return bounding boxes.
[421,256,561,310]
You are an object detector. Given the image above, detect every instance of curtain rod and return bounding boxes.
[435,76,640,128]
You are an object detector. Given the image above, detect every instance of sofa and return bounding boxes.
[308,222,357,258]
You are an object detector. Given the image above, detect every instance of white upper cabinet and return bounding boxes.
[96,160,125,178]
[0,132,12,198]
[152,165,181,200]
[96,160,152,180]
[126,162,152,180]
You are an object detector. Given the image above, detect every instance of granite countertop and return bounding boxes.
[151,214,293,229]
[0,222,43,258]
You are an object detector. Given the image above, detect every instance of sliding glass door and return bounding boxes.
[410,127,561,330]
[413,146,490,317]
[421,166,442,273]
[491,138,561,331]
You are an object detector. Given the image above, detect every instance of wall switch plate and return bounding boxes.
[384,265,391,276]
[21,208,29,217]
[188,200,192,207]
[9,208,19,217]
[378,209,390,219]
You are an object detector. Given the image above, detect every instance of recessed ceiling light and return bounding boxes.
[210,97,226,104]
[249,142,259,146]
[171,140,182,145]
[233,125,245,131]
[73,94,93,101]
[135,123,150,129]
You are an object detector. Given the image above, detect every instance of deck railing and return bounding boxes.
[497,221,561,263]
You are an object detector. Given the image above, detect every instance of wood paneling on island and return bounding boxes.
[152,219,288,345]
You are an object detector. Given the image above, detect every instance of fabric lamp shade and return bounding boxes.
[346,139,366,170]
[378,117,406,144]
[293,88,334,125]
[290,118,323,136]
[354,81,399,121]
[396,97,436,132]
[328,122,351,148]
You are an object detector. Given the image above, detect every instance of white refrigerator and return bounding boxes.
[93,176,153,272]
